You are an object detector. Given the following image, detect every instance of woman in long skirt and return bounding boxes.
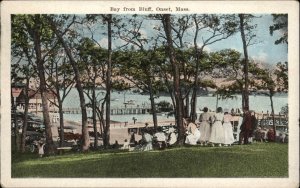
[199,107,212,146]
[209,107,225,147]
[223,111,235,146]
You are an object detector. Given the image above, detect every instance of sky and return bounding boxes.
[86,14,288,65]
[207,14,288,64]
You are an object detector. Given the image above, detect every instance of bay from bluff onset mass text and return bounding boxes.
[110,6,189,12]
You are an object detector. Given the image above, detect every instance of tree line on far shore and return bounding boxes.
[11,14,288,154]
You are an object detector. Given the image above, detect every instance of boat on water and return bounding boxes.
[124,100,135,105]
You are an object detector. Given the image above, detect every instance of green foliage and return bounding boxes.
[209,49,242,98]
[209,49,241,78]
[193,14,238,38]
[250,62,288,96]
[111,79,131,91]
[215,80,242,99]
[274,62,288,92]
[269,14,288,45]
[280,104,288,116]
[115,47,165,94]
[157,100,173,112]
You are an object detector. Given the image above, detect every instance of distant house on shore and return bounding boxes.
[15,89,58,113]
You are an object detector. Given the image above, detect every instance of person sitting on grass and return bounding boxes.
[112,140,119,149]
[261,128,269,142]
[254,127,264,142]
[154,126,167,150]
[279,131,287,143]
[141,129,153,151]
[167,127,177,147]
[184,117,201,146]
[132,140,142,151]
[121,139,130,150]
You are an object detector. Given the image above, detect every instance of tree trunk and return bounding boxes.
[92,88,98,148]
[49,18,90,151]
[190,86,198,122]
[78,89,90,151]
[58,100,64,147]
[160,72,176,111]
[190,20,201,122]
[162,14,184,144]
[33,15,55,155]
[104,14,112,148]
[185,94,190,119]
[239,14,250,110]
[148,79,158,130]
[20,79,30,153]
[55,63,65,148]
[12,95,19,153]
[215,94,219,111]
[182,49,189,118]
[96,107,104,137]
[270,94,276,139]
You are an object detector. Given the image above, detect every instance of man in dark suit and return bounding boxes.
[239,107,252,144]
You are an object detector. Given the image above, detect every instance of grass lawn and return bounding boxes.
[11,142,288,178]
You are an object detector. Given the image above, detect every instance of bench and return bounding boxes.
[57,146,72,154]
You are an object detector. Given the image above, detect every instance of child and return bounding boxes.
[121,139,130,150]
[37,141,45,157]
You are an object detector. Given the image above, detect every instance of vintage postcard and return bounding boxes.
[1,0,299,188]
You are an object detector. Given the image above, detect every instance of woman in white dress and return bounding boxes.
[142,130,153,151]
[209,107,225,147]
[223,111,235,146]
[184,118,201,145]
[167,127,177,146]
[121,139,130,150]
[198,107,212,146]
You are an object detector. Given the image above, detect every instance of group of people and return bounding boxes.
[120,125,178,152]
[185,106,264,147]
[254,126,287,143]
[184,107,236,147]
[119,106,285,151]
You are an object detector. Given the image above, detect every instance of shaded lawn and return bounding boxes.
[12,142,288,178]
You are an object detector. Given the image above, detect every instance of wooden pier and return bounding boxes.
[61,107,151,115]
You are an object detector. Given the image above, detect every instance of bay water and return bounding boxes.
[61,89,287,124]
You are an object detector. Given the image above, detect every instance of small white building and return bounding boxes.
[16,89,58,113]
